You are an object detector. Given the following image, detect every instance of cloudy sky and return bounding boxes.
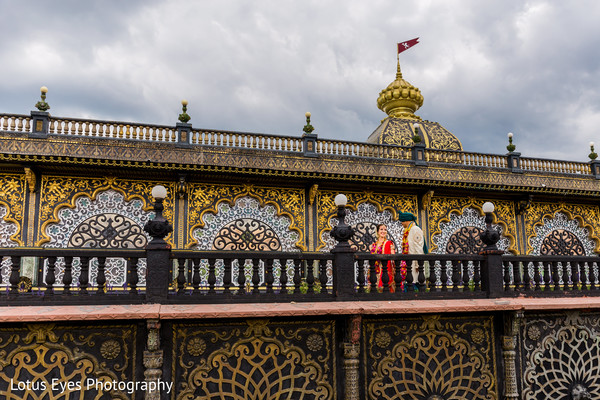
[2,0,599,161]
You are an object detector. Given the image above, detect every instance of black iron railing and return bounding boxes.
[1,247,599,305]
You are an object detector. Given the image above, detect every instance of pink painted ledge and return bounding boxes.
[1,297,600,322]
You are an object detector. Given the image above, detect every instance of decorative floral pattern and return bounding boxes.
[530,212,595,256]
[306,334,324,352]
[100,339,121,360]
[186,337,207,357]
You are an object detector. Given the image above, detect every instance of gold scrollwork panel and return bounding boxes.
[523,202,600,254]
[316,190,418,251]
[0,174,26,246]
[173,319,335,399]
[187,183,306,250]
[428,196,517,254]
[520,312,600,399]
[37,176,175,246]
[364,314,499,400]
[0,322,137,399]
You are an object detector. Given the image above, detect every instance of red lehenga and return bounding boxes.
[370,240,401,292]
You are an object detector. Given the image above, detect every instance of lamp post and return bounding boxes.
[330,194,353,249]
[330,194,355,298]
[480,202,500,251]
[144,185,173,249]
[479,202,504,298]
[144,185,173,302]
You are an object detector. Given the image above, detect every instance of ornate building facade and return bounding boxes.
[0,65,599,399]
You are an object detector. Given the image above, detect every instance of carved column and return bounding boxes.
[502,311,522,400]
[144,319,164,400]
[343,315,361,400]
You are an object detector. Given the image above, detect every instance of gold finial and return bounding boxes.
[376,62,423,119]
[507,132,516,152]
[35,86,50,112]
[589,141,597,161]
[178,99,191,123]
[303,112,314,135]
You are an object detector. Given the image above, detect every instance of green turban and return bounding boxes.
[398,212,417,222]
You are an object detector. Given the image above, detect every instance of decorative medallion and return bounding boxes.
[186,337,206,357]
[100,339,122,360]
[306,334,324,352]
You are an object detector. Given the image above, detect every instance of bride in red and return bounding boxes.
[370,224,396,292]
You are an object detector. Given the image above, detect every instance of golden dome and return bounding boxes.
[369,62,463,151]
[376,61,423,119]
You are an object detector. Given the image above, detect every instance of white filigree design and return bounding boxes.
[432,207,509,254]
[523,313,600,399]
[193,197,298,251]
[43,190,152,288]
[0,205,18,248]
[0,205,19,286]
[192,197,300,287]
[530,212,594,256]
[45,190,152,247]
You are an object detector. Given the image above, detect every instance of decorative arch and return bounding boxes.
[192,196,299,251]
[44,190,152,248]
[428,197,516,254]
[187,183,305,250]
[431,207,510,254]
[43,189,154,287]
[529,212,595,256]
[37,176,171,246]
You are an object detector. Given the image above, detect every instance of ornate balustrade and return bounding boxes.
[0,113,31,132]
[2,246,599,305]
[1,112,597,177]
[502,255,600,294]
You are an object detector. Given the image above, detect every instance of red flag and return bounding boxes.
[398,38,419,54]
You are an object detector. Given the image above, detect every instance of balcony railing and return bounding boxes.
[1,246,599,306]
[2,112,597,178]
